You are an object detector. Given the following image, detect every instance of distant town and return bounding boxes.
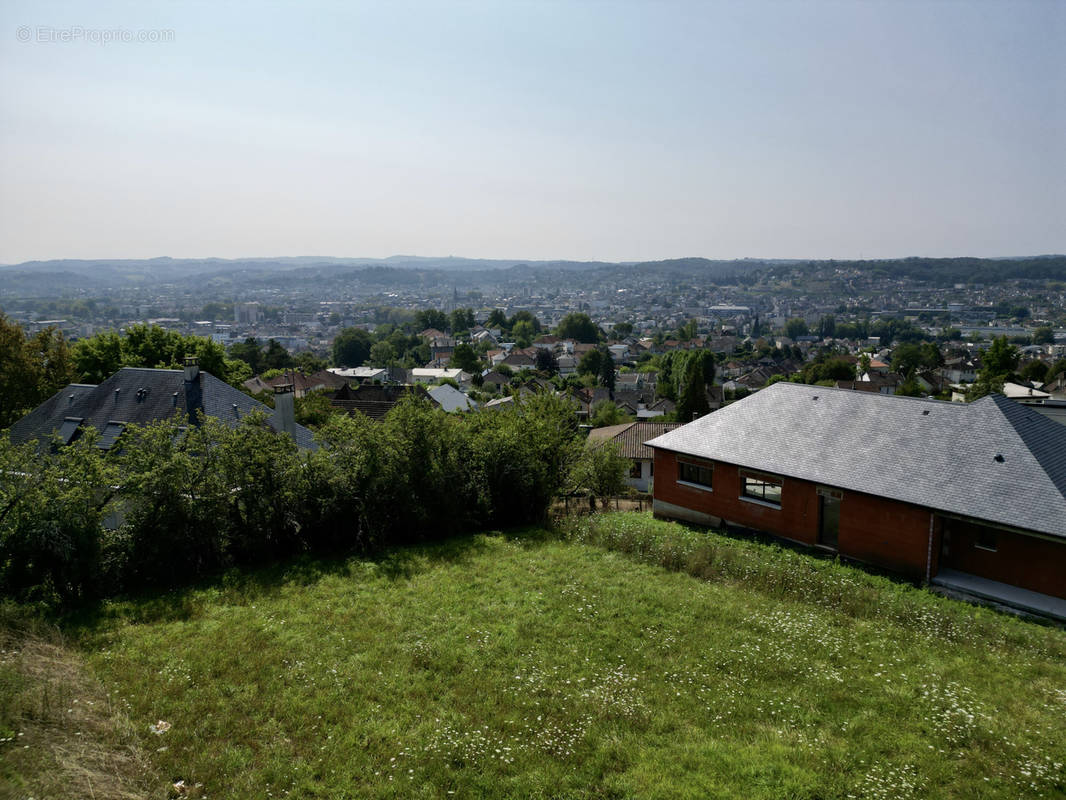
[2,255,1065,421]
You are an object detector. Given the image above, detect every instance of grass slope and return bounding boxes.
[23,516,1066,798]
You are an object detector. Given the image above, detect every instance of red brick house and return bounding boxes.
[646,382,1066,605]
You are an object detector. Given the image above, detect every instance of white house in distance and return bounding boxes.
[410,367,471,386]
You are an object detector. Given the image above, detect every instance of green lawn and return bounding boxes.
[10,514,1066,798]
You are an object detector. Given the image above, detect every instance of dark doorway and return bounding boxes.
[818,488,842,549]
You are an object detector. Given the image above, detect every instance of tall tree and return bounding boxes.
[415,309,449,332]
[451,343,481,373]
[785,318,809,339]
[534,347,559,375]
[968,336,1020,399]
[229,337,265,375]
[263,339,294,370]
[332,327,374,367]
[0,316,75,429]
[449,308,475,334]
[598,347,616,390]
[555,313,600,344]
[676,351,710,422]
[577,348,604,378]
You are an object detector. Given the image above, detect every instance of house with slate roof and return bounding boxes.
[646,381,1066,606]
[10,358,318,451]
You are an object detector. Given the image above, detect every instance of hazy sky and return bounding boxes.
[1,0,1062,263]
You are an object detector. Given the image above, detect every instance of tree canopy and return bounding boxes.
[555,313,601,344]
[0,315,75,429]
[332,327,374,367]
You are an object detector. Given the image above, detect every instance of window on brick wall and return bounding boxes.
[678,459,713,489]
[741,471,782,506]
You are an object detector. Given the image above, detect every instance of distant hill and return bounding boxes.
[2,253,1063,296]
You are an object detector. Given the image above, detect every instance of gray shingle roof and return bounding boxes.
[645,382,1066,539]
[9,367,317,450]
[588,421,681,460]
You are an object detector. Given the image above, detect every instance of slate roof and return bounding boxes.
[329,383,435,421]
[9,367,318,450]
[645,381,1066,539]
[588,421,680,460]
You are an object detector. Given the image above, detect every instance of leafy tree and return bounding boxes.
[486,308,508,329]
[369,341,397,366]
[294,351,327,374]
[895,376,925,397]
[920,342,944,370]
[599,348,616,390]
[332,327,373,367]
[578,348,604,378]
[590,400,627,428]
[818,315,836,339]
[449,308,475,334]
[512,320,536,348]
[785,318,809,339]
[555,312,600,344]
[263,339,294,370]
[534,347,559,375]
[224,358,253,386]
[891,343,924,377]
[968,336,1020,399]
[1019,360,1049,384]
[508,310,542,334]
[415,309,449,332]
[71,324,229,384]
[676,351,710,422]
[610,322,633,338]
[0,431,115,604]
[1032,326,1055,345]
[295,389,338,429]
[0,316,75,428]
[451,343,481,373]
[983,335,1020,375]
[71,330,124,384]
[675,318,698,342]
[569,441,630,508]
[229,337,265,375]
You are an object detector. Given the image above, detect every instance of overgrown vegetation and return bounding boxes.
[0,395,591,606]
[7,518,1059,799]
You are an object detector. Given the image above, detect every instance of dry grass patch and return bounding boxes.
[0,609,162,800]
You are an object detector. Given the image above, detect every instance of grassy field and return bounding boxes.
[4,513,1066,799]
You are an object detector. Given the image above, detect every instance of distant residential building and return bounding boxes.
[235,302,260,325]
[10,358,316,451]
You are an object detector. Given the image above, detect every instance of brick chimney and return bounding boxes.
[274,383,296,439]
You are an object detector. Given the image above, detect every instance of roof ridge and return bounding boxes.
[987,394,1066,499]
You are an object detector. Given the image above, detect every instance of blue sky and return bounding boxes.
[1,0,1062,263]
